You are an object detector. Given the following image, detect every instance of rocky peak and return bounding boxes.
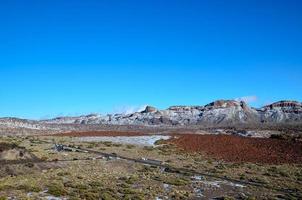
[205,100,242,109]
[141,106,157,113]
[239,101,251,111]
[8,99,300,128]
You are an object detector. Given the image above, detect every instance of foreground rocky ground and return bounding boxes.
[0,130,301,200]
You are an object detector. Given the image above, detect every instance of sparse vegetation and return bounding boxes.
[47,183,67,196]
[0,135,301,199]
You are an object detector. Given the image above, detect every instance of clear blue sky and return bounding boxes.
[0,0,302,119]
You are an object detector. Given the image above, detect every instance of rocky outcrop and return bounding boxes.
[0,118,47,130]
[263,101,302,109]
[1,100,302,129]
[259,101,302,123]
[168,106,204,111]
[197,100,258,125]
[141,106,157,113]
[39,100,302,126]
[205,100,241,108]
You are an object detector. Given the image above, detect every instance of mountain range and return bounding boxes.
[1,100,301,131]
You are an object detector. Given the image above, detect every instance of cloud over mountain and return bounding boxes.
[235,96,258,104]
[112,105,147,115]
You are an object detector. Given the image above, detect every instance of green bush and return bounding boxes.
[100,192,116,200]
[47,183,66,197]
[164,177,189,186]
[80,191,99,200]
[89,181,103,188]
[16,184,41,192]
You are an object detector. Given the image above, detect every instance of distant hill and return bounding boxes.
[37,100,301,126]
[4,100,297,127]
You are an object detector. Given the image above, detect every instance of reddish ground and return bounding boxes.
[52,131,149,137]
[168,134,302,164]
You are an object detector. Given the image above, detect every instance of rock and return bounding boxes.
[1,100,302,128]
[263,100,302,109]
[142,106,157,113]
[205,100,241,109]
[168,106,203,111]
[260,101,302,123]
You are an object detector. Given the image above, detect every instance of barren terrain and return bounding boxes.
[0,125,302,199]
[167,134,302,164]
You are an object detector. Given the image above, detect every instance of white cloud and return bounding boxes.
[235,96,258,104]
[112,105,147,115]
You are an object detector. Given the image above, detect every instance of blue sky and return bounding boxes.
[0,0,302,119]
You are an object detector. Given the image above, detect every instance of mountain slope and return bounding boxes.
[40,100,302,126]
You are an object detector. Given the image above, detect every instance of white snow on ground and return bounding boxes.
[200,180,245,188]
[191,176,246,189]
[74,135,171,146]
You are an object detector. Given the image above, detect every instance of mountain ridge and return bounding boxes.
[1,100,301,129]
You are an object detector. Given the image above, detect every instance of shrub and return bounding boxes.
[89,181,103,188]
[143,146,154,151]
[24,162,34,168]
[57,171,70,176]
[47,183,66,196]
[103,142,113,147]
[100,192,117,200]
[164,177,189,186]
[126,144,135,149]
[80,191,99,200]
[154,139,166,145]
[16,184,41,192]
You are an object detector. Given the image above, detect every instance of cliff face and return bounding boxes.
[259,101,302,123]
[38,100,302,126]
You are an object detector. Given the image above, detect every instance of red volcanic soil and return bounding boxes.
[52,131,149,137]
[168,134,302,164]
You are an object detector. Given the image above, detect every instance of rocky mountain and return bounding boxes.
[0,100,301,131]
[39,100,302,126]
[259,101,302,123]
[0,118,47,130]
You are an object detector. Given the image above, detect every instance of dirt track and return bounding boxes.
[168,134,302,164]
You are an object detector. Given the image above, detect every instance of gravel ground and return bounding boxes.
[168,134,302,164]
